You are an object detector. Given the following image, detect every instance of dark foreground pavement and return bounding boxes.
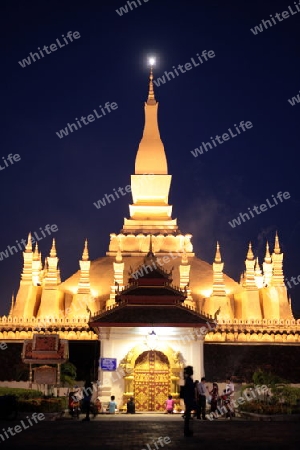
[0,415,299,450]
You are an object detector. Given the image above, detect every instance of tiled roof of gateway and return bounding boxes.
[90,302,214,327]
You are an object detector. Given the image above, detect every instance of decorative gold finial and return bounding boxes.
[274,231,281,254]
[33,243,39,260]
[25,233,32,252]
[247,242,254,260]
[214,241,222,263]
[50,238,57,257]
[82,239,89,261]
[264,241,271,263]
[255,257,261,274]
[147,58,156,105]
[9,293,15,316]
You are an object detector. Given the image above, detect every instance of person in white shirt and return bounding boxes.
[224,377,235,418]
[196,377,208,420]
[225,377,234,397]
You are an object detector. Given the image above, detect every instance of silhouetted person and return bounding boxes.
[82,379,93,421]
[127,397,135,414]
[183,366,195,437]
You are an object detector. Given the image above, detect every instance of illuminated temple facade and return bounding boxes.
[1,70,299,410]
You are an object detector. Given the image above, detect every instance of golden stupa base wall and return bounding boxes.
[204,318,300,344]
[202,295,234,320]
[234,290,263,321]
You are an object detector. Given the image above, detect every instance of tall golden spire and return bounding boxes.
[272,232,284,286]
[20,233,33,285]
[247,242,254,260]
[9,293,15,316]
[214,241,222,263]
[264,241,272,263]
[244,242,256,289]
[82,239,89,261]
[25,233,32,253]
[122,62,178,234]
[78,239,91,294]
[50,238,57,257]
[33,243,39,261]
[212,241,226,296]
[147,67,156,105]
[274,231,281,254]
[134,65,168,175]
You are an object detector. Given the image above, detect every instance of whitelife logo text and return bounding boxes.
[18,31,81,68]
[228,191,291,228]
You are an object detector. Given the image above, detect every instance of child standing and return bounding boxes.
[108,395,117,414]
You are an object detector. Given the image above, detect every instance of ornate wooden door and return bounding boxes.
[134,350,170,411]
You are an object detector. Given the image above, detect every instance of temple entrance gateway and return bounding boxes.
[134,350,170,411]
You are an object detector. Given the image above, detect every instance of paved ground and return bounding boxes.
[0,413,299,450]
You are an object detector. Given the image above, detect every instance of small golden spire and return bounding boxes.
[50,238,57,257]
[274,231,281,254]
[82,239,89,261]
[25,233,32,253]
[214,241,222,263]
[264,241,272,263]
[9,293,14,316]
[255,257,261,275]
[247,242,254,260]
[33,243,39,260]
[147,66,156,105]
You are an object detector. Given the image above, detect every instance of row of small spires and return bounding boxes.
[22,231,282,267]
[23,233,89,263]
[214,232,281,264]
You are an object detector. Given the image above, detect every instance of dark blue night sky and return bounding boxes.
[1,0,300,316]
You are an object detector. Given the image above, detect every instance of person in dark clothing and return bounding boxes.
[183,366,195,437]
[193,380,199,418]
[81,380,93,421]
[209,382,219,414]
[127,397,135,414]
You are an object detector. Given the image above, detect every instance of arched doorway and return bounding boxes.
[134,350,170,411]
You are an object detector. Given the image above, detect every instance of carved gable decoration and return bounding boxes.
[22,334,68,364]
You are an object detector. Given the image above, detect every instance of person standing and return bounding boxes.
[183,366,195,437]
[209,382,219,414]
[224,377,235,418]
[197,377,208,420]
[127,397,135,414]
[81,379,93,421]
[193,380,199,418]
[225,377,234,397]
